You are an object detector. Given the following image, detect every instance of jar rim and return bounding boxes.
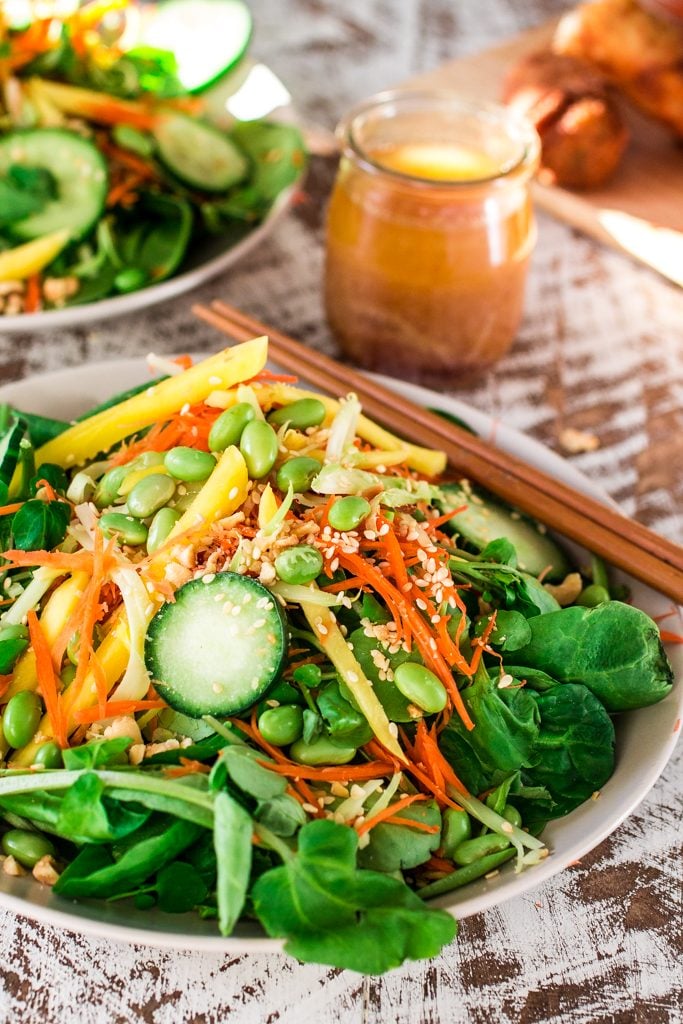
[337,88,540,189]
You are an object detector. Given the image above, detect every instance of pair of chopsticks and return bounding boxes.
[193,299,683,606]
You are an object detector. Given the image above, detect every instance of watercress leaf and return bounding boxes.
[508,601,674,711]
[12,498,70,551]
[317,680,373,746]
[221,745,287,800]
[54,817,204,899]
[358,801,441,872]
[302,708,323,745]
[56,772,150,842]
[254,793,306,837]
[252,820,456,973]
[213,790,253,936]
[30,463,69,496]
[156,861,208,914]
[481,537,517,567]
[62,737,132,770]
[106,775,214,830]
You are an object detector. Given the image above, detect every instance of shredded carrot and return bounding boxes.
[424,506,468,531]
[69,531,108,712]
[23,273,42,314]
[322,575,366,594]
[262,760,395,782]
[0,503,23,517]
[106,173,143,208]
[1,550,95,572]
[382,815,440,833]
[172,354,194,370]
[426,855,455,873]
[33,479,60,502]
[356,793,426,836]
[73,699,166,725]
[165,758,212,778]
[232,714,320,810]
[27,610,67,748]
[660,630,683,644]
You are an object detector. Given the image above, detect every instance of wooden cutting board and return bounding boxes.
[407,21,683,287]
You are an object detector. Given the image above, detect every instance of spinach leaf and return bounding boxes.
[230,122,306,204]
[54,817,203,899]
[516,684,615,828]
[348,627,420,722]
[213,790,253,936]
[56,773,150,843]
[114,193,192,283]
[508,601,674,710]
[252,820,456,974]
[156,861,208,914]
[317,680,373,746]
[439,664,540,794]
[0,417,27,488]
[11,498,70,551]
[358,801,441,872]
[0,165,56,227]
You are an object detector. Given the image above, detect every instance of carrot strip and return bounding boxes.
[165,758,212,778]
[0,503,23,516]
[24,274,42,314]
[27,611,67,748]
[424,506,468,531]
[73,699,166,725]
[321,575,366,594]
[1,550,94,572]
[382,815,439,833]
[262,761,395,782]
[232,714,320,810]
[660,630,683,644]
[356,793,426,835]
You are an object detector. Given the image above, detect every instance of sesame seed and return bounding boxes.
[209,375,222,385]
[484,870,500,880]
[202,573,216,584]
[228,486,239,500]
[388,722,399,738]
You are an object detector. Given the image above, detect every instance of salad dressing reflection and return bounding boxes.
[325,105,540,384]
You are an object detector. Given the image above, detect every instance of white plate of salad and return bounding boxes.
[0,340,680,971]
[0,2,305,330]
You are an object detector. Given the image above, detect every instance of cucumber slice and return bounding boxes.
[0,130,108,241]
[136,0,252,94]
[440,482,571,581]
[154,112,248,192]
[145,572,287,718]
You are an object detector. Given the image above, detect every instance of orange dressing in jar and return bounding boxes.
[324,92,540,384]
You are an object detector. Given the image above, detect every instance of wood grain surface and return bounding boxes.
[0,2,681,1021]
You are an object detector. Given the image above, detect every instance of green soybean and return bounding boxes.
[240,420,278,479]
[289,735,357,766]
[147,507,181,554]
[276,456,321,494]
[274,545,324,585]
[2,691,43,749]
[576,583,610,607]
[165,447,216,482]
[32,741,63,769]
[441,808,472,858]
[208,402,255,452]
[93,464,129,508]
[268,398,326,430]
[1,828,56,868]
[453,833,512,866]
[126,473,176,519]
[417,849,516,899]
[170,480,204,512]
[99,512,149,546]
[502,804,522,828]
[327,495,371,533]
[393,662,448,714]
[258,705,304,746]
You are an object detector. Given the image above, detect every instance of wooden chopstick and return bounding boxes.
[193,300,683,605]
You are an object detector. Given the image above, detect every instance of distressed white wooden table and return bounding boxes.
[1,2,681,1021]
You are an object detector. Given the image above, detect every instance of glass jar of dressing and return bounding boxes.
[324,91,540,385]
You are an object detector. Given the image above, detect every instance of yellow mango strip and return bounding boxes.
[300,601,405,763]
[0,230,70,282]
[207,382,447,477]
[118,463,171,496]
[36,336,268,469]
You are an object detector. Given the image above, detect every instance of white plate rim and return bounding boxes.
[0,357,680,954]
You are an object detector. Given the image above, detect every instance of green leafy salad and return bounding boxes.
[0,2,305,313]
[0,337,675,973]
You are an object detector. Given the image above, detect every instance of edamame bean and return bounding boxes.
[268,398,326,430]
[576,583,610,607]
[239,420,278,479]
[93,464,129,509]
[1,828,56,868]
[32,741,63,769]
[502,804,522,828]
[393,662,448,714]
[327,495,371,533]
[114,267,148,293]
[276,456,321,494]
[441,808,472,858]
[208,402,255,452]
[453,833,511,866]
[170,479,204,512]
[127,473,176,519]
[2,691,43,749]
[289,735,357,766]
[147,507,181,554]
[258,705,304,746]
[99,512,149,546]
[165,447,216,482]
[274,545,324,585]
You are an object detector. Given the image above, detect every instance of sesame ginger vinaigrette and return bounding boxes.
[324,92,540,384]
